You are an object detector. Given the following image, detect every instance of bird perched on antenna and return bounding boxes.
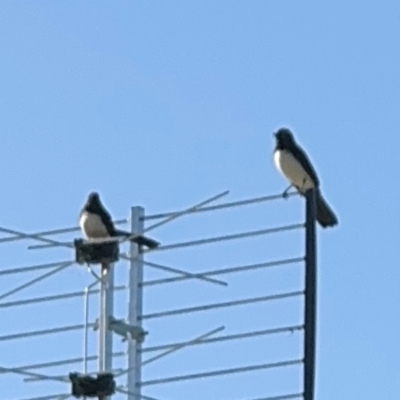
[80,192,131,240]
[273,128,338,228]
[79,192,160,248]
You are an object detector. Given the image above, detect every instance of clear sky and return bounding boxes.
[0,1,399,400]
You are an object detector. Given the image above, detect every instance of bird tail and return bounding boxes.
[114,229,131,238]
[315,190,338,228]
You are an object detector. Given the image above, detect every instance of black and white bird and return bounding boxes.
[273,128,338,228]
[79,192,131,240]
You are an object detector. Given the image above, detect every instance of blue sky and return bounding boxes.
[0,1,399,400]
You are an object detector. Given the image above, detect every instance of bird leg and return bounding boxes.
[282,184,293,199]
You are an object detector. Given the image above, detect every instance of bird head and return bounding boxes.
[274,128,295,146]
[88,192,100,201]
[86,192,102,208]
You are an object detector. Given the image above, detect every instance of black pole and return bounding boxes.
[304,189,317,400]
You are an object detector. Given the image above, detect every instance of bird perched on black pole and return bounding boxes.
[80,192,131,240]
[273,128,338,228]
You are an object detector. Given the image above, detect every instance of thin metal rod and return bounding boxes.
[0,352,126,376]
[12,393,70,400]
[127,206,145,400]
[15,385,126,400]
[99,263,114,375]
[27,240,86,250]
[143,190,229,233]
[141,326,224,367]
[23,368,124,382]
[83,282,97,373]
[141,291,304,320]
[227,395,303,400]
[84,287,89,373]
[87,264,104,284]
[117,326,225,378]
[0,219,127,244]
[116,388,162,400]
[76,190,230,249]
[144,192,299,220]
[23,368,123,383]
[142,224,304,253]
[0,365,67,383]
[304,189,317,400]
[0,260,71,276]
[142,260,227,287]
[28,234,131,249]
[0,226,73,249]
[140,359,302,386]
[0,262,72,302]
[142,257,304,287]
[121,254,227,287]
[141,325,303,354]
[0,323,96,342]
[0,285,127,309]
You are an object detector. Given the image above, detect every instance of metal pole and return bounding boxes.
[83,286,90,373]
[304,189,317,400]
[127,207,145,400]
[99,262,114,374]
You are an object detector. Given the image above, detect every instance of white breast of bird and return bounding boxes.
[79,211,110,238]
[274,149,315,191]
